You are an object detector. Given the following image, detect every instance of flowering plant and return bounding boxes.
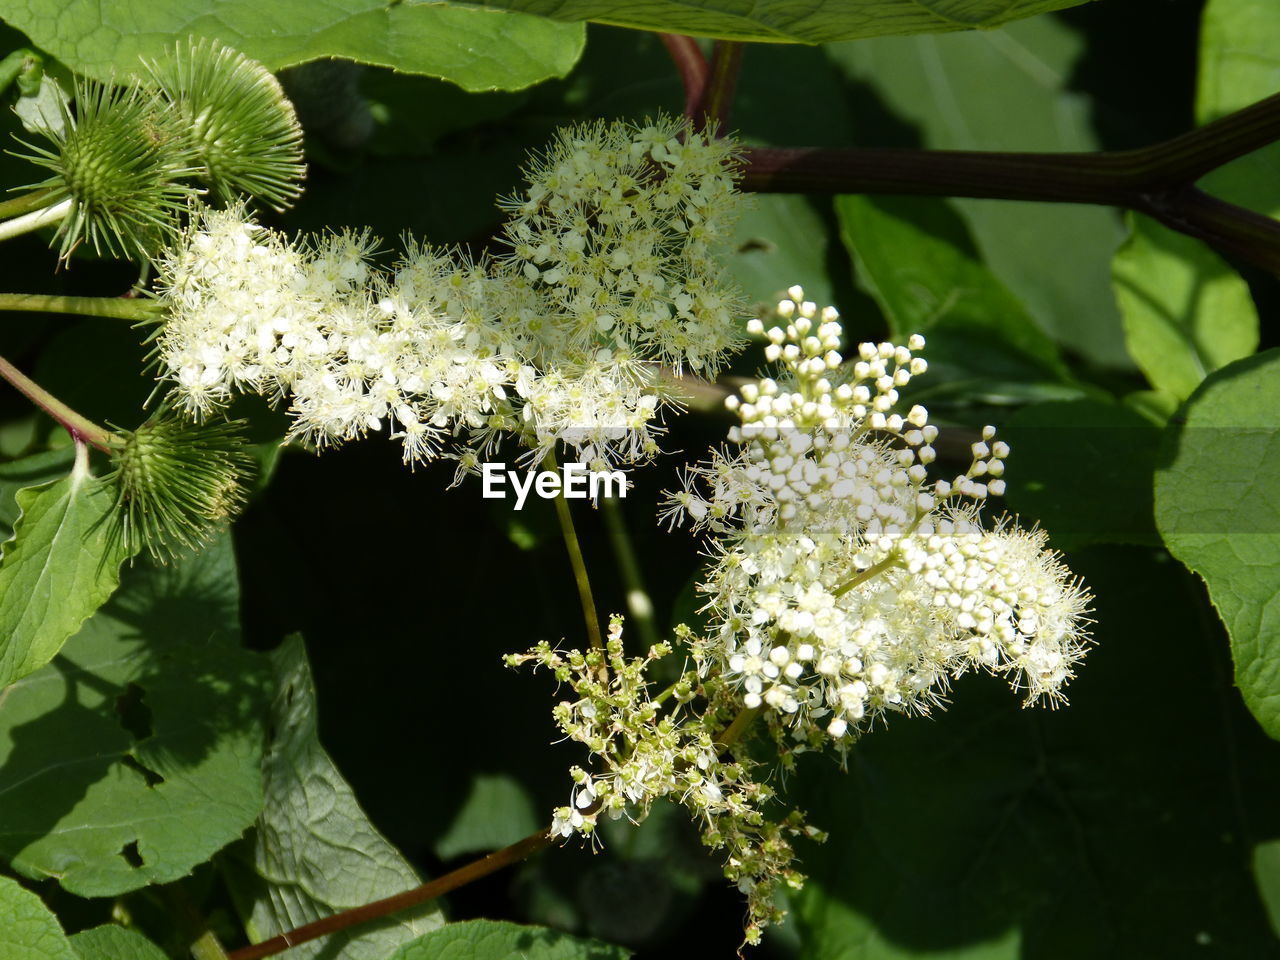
[0,6,1278,960]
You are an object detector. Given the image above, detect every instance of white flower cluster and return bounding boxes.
[153,116,745,471]
[664,288,1092,750]
[507,618,822,946]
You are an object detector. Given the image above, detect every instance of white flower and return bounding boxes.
[664,288,1093,746]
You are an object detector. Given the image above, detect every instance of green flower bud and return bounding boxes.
[146,40,305,211]
[107,414,256,560]
[16,78,200,261]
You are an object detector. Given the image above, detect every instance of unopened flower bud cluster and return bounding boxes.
[663,288,1092,752]
[506,617,822,946]
[154,116,745,472]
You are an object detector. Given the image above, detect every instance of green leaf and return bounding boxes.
[1111,216,1258,404]
[69,925,168,960]
[0,875,78,960]
[0,1,585,92]
[385,919,630,960]
[728,196,836,317]
[1002,399,1162,551]
[837,193,1067,379]
[222,635,442,958]
[1155,350,1280,739]
[11,56,69,137]
[0,534,271,895]
[825,18,1130,367]
[788,544,1280,957]
[1198,0,1280,218]
[0,447,74,539]
[435,0,1092,43]
[0,452,132,689]
[1253,840,1280,939]
[434,773,539,860]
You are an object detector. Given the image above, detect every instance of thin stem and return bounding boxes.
[715,705,761,751]
[660,34,710,122]
[601,497,660,651]
[544,451,603,655]
[224,829,553,960]
[0,197,70,243]
[0,292,162,322]
[0,352,121,451]
[696,41,745,135]
[0,187,56,220]
[832,553,902,599]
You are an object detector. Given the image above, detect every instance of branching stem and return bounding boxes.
[741,92,1280,273]
[832,552,903,598]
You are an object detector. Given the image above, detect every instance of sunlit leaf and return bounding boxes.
[1155,350,1280,739]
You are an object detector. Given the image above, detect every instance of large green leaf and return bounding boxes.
[1198,0,1280,218]
[0,0,585,92]
[825,17,1130,367]
[1155,350,1280,739]
[385,919,630,960]
[69,925,168,960]
[787,544,1280,957]
[837,193,1067,378]
[0,449,131,689]
[0,534,271,895]
[0,875,78,960]
[440,0,1092,43]
[1002,398,1161,551]
[222,635,442,958]
[1111,215,1258,404]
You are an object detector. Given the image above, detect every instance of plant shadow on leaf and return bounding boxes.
[0,534,271,896]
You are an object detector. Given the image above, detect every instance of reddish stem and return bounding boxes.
[694,41,745,135]
[659,33,709,121]
[225,829,553,960]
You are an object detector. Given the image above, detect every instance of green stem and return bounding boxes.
[715,705,761,751]
[0,187,56,220]
[0,352,121,451]
[832,552,902,598]
[601,497,660,651]
[544,450,604,655]
[0,292,161,321]
[0,197,71,243]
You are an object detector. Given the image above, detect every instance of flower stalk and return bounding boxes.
[546,451,604,656]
